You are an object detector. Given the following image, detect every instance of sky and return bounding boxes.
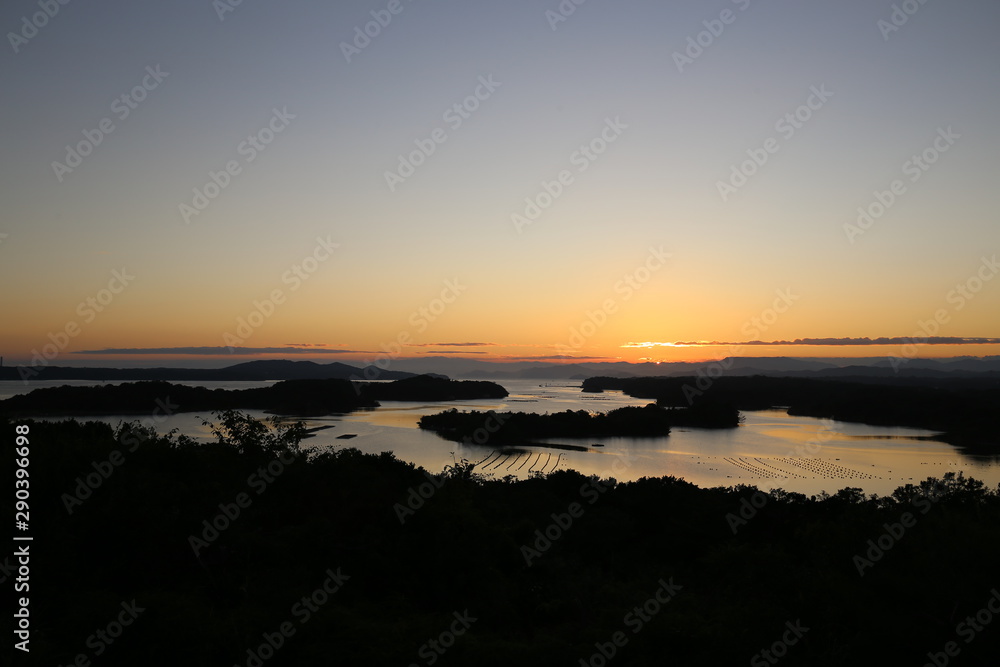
[1,0,998,368]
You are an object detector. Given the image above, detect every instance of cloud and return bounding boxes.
[73,346,370,355]
[407,342,499,347]
[494,354,618,362]
[623,337,1000,348]
[621,342,683,348]
[422,351,489,355]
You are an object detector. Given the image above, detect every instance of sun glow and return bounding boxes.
[620,341,699,349]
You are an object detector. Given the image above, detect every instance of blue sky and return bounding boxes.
[1,0,998,366]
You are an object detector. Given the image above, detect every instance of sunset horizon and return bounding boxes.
[9,342,1000,370]
[3,2,998,374]
[4,1,1000,664]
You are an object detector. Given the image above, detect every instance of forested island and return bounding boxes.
[583,375,1000,452]
[358,374,508,402]
[8,412,999,666]
[419,404,672,442]
[0,376,508,418]
[0,379,375,417]
[418,400,740,445]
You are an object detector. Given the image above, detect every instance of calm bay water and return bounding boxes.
[4,379,997,496]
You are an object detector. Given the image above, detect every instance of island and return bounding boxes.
[418,404,681,444]
[0,378,378,417]
[0,375,511,419]
[581,375,1000,452]
[357,374,508,402]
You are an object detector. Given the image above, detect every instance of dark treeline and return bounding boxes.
[0,379,376,416]
[0,376,507,418]
[418,400,741,445]
[583,375,1000,451]
[419,404,673,442]
[662,397,742,428]
[358,375,508,402]
[7,413,999,666]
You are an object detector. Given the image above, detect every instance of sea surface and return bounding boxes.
[3,379,997,496]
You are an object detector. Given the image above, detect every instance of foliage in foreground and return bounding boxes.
[4,412,1000,667]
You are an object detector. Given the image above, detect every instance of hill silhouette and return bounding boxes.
[419,400,740,444]
[0,379,377,417]
[583,375,1000,452]
[0,376,511,418]
[12,412,999,666]
[419,404,674,442]
[0,359,416,382]
[359,374,508,402]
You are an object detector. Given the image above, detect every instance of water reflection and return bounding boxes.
[8,378,996,496]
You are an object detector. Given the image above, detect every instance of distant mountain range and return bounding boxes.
[2,356,999,383]
[384,355,1000,380]
[0,360,417,382]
